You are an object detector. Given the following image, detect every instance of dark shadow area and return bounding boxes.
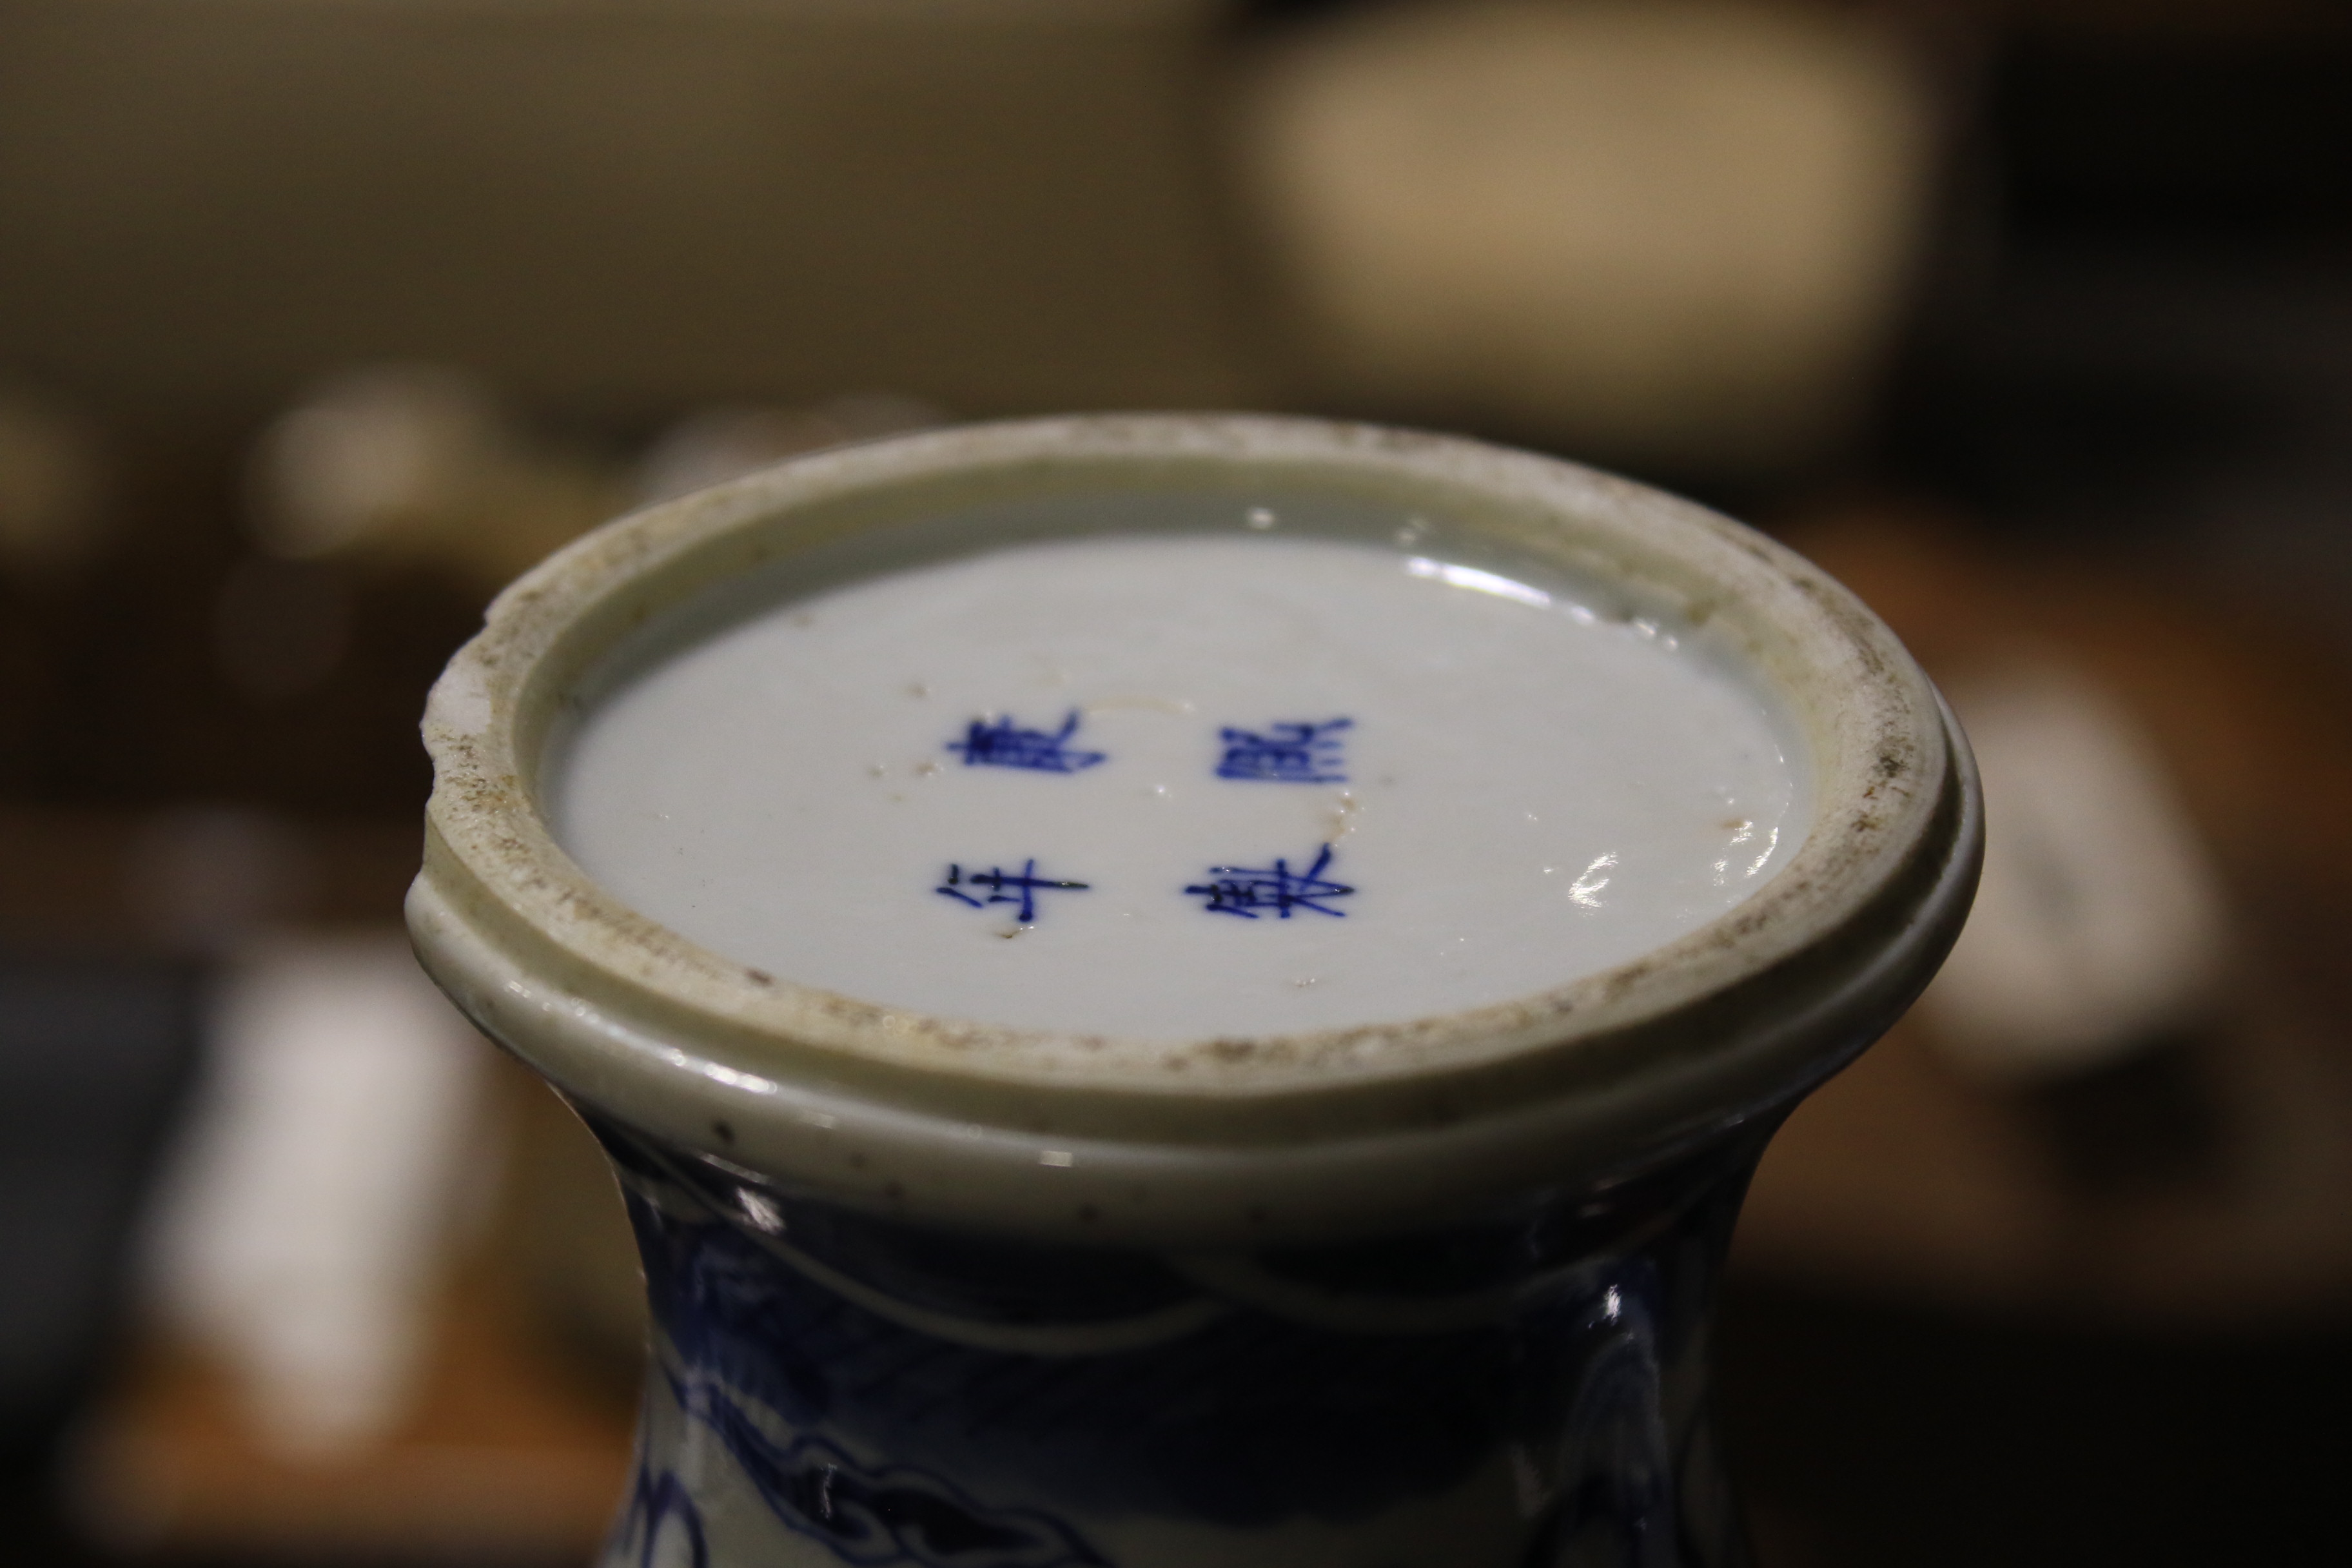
[1720,1280,2352,1567]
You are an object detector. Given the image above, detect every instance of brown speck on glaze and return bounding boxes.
[883,1181,906,1201]
[712,1119,736,1144]
[747,969,774,986]
[1600,961,1656,1003]
[1723,906,1769,938]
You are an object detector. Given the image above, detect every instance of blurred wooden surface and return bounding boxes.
[77,1260,635,1562]
[0,806,424,952]
[1736,508,2352,1329]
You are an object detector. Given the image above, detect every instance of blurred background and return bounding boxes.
[3,0,2349,1563]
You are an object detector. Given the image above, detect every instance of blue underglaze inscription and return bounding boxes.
[947,712,1106,774]
[1185,844,1355,919]
[1215,718,1351,783]
[938,863,1090,925]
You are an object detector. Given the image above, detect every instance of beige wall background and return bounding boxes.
[0,0,1274,419]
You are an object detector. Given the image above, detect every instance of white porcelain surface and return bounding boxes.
[553,533,1805,1042]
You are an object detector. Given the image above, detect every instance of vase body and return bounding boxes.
[594,1112,1766,1568]
[402,415,1979,1568]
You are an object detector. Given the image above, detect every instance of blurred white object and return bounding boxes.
[1922,662,2230,1081]
[1237,0,1933,469]
[248,364,630,591]
[636,394,945,504]
[142,932,491,1456]
[249,366,506,562]
[0,380,107,576]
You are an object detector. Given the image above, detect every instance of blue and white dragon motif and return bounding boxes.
[611,1369,1110,1568]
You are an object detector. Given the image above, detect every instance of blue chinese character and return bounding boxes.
[1215,718,1351,784]
[938,861,1090,924]
[947,710,1106,774]
[1185,844,1355,919]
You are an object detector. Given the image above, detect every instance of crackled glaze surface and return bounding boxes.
[552,531,1804,1041]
